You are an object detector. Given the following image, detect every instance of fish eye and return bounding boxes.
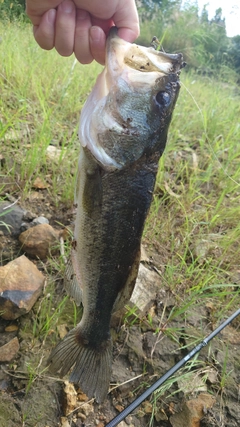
[155,91,171,107]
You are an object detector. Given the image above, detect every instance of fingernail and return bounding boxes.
[47,9,56,24]
[61,0,74,14]
[90,26,101,43]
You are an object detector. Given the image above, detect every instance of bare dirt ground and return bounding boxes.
[0,184,240,427]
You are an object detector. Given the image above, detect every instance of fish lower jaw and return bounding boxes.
[85,144,121,171]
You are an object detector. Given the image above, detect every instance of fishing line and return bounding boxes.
[181,81,239,187]
[105,307,240,427]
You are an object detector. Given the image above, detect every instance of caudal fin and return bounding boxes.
[47,327,112,403]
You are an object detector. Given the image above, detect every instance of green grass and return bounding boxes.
[1,20,240,417]
[0,21,102,204]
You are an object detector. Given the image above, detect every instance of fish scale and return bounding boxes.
[48,27,184,402]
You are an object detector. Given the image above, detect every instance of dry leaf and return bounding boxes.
[164,181,181,198]
[33,177,49,189]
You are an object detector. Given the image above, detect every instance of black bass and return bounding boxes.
[48,27,183,403]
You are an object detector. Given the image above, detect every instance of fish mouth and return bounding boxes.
[79,28,183,170]
[103,27,183,96]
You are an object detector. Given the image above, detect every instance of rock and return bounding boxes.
[32,216,49,226]
[0,337,19,362]
[115,404,124,412]
[60,417,71,427]
[19,223,59,259]
[20,222,32,232]
[141,400,153,415]
[62,381,77,416]
[46,145,63,161]
[170,393,216,427]
[0,202,26,236]
[5,324,18,332]
[130,263,165,313]
[60,417,70,427]
[57,324,68,339]
[0,255,45,320]
[22,210,36,221]
[77,390,89,402]
[79,403,94,417]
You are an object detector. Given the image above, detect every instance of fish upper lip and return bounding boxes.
[107,26,184,77]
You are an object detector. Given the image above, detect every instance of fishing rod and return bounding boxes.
[105,307,240,427]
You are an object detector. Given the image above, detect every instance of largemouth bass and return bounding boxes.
[48,27,183,403]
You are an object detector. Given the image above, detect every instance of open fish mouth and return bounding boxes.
[79,27,183,170]
[101,27,183,93]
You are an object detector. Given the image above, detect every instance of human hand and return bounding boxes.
[26,0,139,65]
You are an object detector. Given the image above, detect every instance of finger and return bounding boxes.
[33,9,56,50]
[74,9,93,64]
[89,26,106,65]
[117,25,140,43]
[55,0,76,56]
[113,0,140,42]
[26,0,61,26]
[91,16,114,36]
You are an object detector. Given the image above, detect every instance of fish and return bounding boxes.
[48,27,184,403]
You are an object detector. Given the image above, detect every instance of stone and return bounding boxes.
[0,202,26,236]
[170,393,216,427]
[5,324,18,332]
[20,222,32,232]
[62,381,77,416]
[130,263,165,313]
[60,417,71,427]
[0,337,19,362]
[19,223,59,259]
[22,211,36,221]
[0,255,45,320]
[32,216,49,226]
[141,400,153,415]
[46,145,64,161]
[79,403,94,417]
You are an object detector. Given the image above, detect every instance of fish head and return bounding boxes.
[79,27,184,170]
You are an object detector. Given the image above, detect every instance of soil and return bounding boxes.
[0,186,240,427]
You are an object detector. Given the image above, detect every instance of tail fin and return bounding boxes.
[48,327,112,403]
